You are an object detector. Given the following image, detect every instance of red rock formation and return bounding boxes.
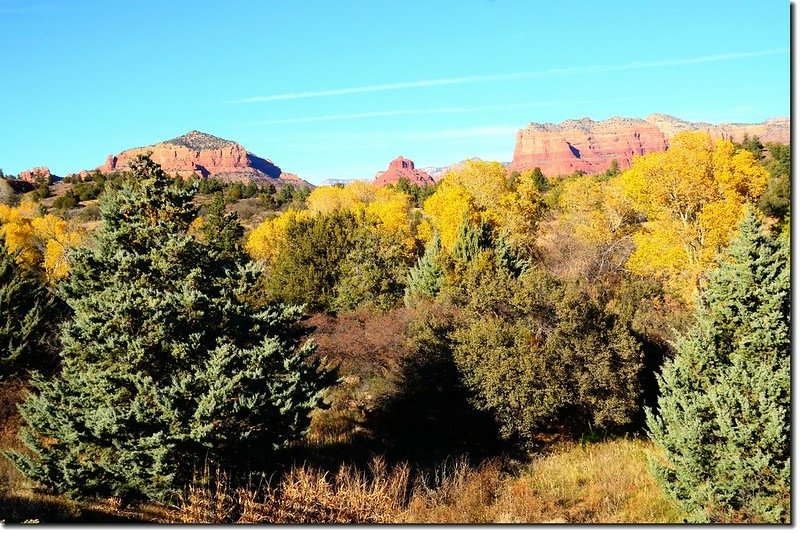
[98,130,311,187]
[18,166,53,184]
[510,115,790,176]
[373,156,435,186]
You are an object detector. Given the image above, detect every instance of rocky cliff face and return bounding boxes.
[510,115,790,176]
[99,130,309,187]
[373,156,435,186]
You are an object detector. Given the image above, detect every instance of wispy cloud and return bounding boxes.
[0,2,59,14]
[227,48,787,104]
[242,99,616,126]
[258,126,519,154]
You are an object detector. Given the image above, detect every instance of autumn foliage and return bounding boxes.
[0,200,84,283]
[619,132,768,300]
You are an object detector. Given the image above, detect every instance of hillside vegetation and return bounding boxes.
[0,132,790,523]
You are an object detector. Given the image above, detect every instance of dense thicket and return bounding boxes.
[401,220,643,446]
[7,156,336,502]
[647,210,790,522]
[264,210,361,311]
[447,249,642,443]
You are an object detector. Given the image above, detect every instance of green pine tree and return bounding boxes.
[452,217,493,267]
[404,233,444,305]
[0,245,55,380]
[7,155,336,502]
[333,226,411,312]
[200,192,245,261]
[646,209,790,523]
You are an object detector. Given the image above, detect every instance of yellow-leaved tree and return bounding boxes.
[551,174,638,283]
[423,160,542,251]
[245,208,311,264]
[246,181,423,264]
[0,199,85,282]
[620,131,768,301]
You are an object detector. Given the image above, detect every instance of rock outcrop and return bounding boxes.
[373,156,435,186]
[510,115,790,176]
[98,130,310,187]
[18,166,54,184]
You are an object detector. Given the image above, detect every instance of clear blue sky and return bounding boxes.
[0,0,790,184]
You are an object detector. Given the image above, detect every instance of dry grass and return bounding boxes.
[397,439,681,524]
[485,439,683,523]
[173,457,410,524]
[172,439,683,524]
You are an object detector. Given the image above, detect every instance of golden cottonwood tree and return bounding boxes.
[247,182,421,263]
[245,208,311,264]
[553,175,638,282]
[0,199,84,282]
[423,160,542,251]
[620,132,768,301]
[305,181,376,214]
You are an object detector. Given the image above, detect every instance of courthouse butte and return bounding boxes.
[508,113,790,176]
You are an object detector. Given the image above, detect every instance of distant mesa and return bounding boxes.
[98,130,310,187]
[419,157,510,182]
[509,114,790,176]
[373,156,435,187]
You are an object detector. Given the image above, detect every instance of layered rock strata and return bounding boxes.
[510,114,790,176]
[99,130,309,187]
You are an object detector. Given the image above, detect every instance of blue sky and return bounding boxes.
[0,0,790,184]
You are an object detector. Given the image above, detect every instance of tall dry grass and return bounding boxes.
[173,438,683,524]
[174,457,410,524]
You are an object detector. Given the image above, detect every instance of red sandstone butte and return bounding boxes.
[373,156,435,186]
[18,166,53,183]
[98,130,310,187]
[509,114,790,176]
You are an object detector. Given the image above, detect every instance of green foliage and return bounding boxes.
[7,155,336,502]
[332,225,412,312]
[29,181,51,201]
[529,167,550,191]
[71,180,104,202]
[52,190,80,211]
[449,256,643,445]
[241,181,258,199]
[446,218,527,283]
[601,159,620,180]
[763,142,790,178]
[272,184,311,208]
[452,218,493,267]
[0,245,55,380]
[734,133,764,159]
[265,210,360,311]
[389,177,438,208]
[197,177,224,195]
[200,193,244,261]
[757,143,790,220]
[224,182,243,203]
[646,210,790,523]
[404,234,444,305]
